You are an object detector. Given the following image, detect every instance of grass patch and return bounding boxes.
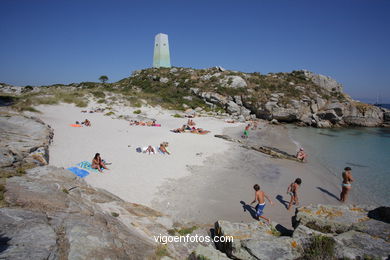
[0,184,5,207]
[105,111,115,116]
[62,188,69,194]
[133,102,142,108]
[97,99,105,103]
[302,235,335,259]
[133,109,141,114]
[154,244,170,258]
[176,226,197,236]
[111,212,119,217]
[172,113,182,118]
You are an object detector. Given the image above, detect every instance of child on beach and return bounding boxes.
[250,184,273,223]
[296,148,307,162]
[340,167,354,202]
[242,124,250,139]
[287,178,302,210]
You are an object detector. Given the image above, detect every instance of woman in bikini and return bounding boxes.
[340,167,354,202]
[92,153,109,172]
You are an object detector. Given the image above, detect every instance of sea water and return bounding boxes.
[288,126,390,206]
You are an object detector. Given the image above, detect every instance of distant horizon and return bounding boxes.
[1,0,389,102]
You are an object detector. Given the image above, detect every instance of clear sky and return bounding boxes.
[1,0,389,102]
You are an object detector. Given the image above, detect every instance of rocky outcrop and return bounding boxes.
[214,205,390,259]
[0,114,201,259]
[302,70,343,93]
[0,113,53,169]
[214,134,302,162]
[214,220,300,260]
[293,204,390,259]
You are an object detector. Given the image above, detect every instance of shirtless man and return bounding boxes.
[287,178,302,210]
[340,167,354,202]
[250,184,273,223]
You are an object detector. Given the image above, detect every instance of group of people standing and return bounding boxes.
[250,167,354,224]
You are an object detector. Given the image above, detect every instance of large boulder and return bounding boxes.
[0,114,53,168]
[342,102,383,126]
[302,70,343,93]
[0,208,57,260]
[189,245,230,260]
[220,76,247,88]
[214,220,300,260]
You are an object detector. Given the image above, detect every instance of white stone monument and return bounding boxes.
[153,33,171,68]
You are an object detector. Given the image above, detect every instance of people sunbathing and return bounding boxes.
[145,145,155,155]
[187,119,196,126]
[159,143,170,155]
[83,119,91,126]
[92,153,109,172]
[296,148,307,162]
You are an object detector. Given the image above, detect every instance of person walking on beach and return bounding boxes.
[243,124,250,139]
[287,178,302,210]
[340,167,354,202]
[250,184,273,223]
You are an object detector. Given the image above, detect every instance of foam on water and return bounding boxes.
[288,126,390,206]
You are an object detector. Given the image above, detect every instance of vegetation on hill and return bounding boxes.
[1,67,348,114]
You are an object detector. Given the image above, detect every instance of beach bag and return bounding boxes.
[136,147,142,153]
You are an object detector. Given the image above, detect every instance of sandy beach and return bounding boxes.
[36,103,365,228]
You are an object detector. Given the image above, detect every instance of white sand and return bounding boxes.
[36,103,237,206]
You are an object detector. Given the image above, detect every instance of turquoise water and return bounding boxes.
[289,126,390,206]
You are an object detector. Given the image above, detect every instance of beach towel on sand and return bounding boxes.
[70,124,82,127]
[77,161,100,173]
[67,167,90,178]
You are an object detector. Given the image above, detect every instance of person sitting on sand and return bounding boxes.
[159,143,170,155]
[92,153,109,172]
[145,145,155,155]
[188,119,196,126]
[250,184,273,223]
[340,167,354,202]
[296,148,307,162]
[287,178,302,210]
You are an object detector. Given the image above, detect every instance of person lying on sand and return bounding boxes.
[159,143,170,155]
[92,153,109,172]
[145,145,155,155]
[287,178,302,210]
[340,167,354,202]
[250,184,273,224]
[296,148,307,162]
[83,119,91,126]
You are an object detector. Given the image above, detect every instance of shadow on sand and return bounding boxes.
[317,186,340,201]
[240,201,258,220]
[276,194,289,209]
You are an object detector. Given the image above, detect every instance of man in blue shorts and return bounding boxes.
[250,184,273,223]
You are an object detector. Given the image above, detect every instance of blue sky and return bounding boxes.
[1,0,389,102]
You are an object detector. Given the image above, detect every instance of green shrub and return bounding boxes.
[176,226,197,236]
[172,113,182,118]
[105,111,115,116]
[97,99,105,103]
[303,235,335,259]
[111,212,119,217]
[92,91,105,98]
[133,109,141,114]
[62,188,69,194]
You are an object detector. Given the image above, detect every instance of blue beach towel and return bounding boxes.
[67,167,90,178]
[77,161,100,173]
